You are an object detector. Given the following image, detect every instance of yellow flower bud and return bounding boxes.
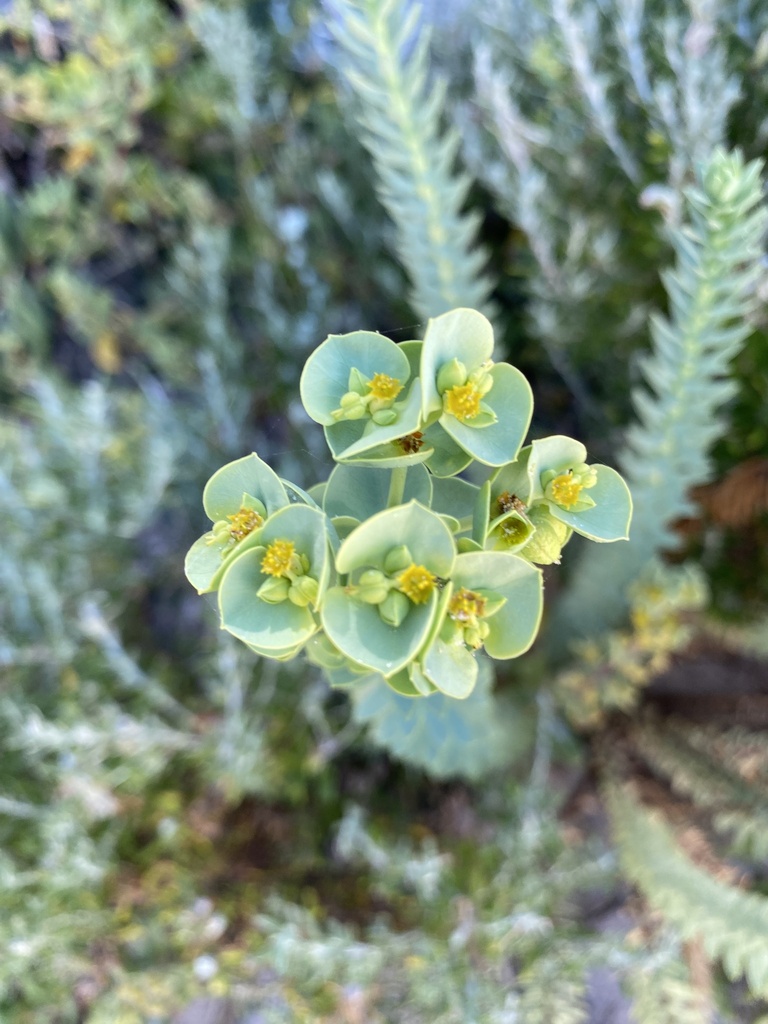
[367,373,403,402]
[261,540,298,577]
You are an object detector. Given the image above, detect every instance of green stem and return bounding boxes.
[387,467,407,508]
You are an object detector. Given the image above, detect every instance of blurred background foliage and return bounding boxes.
[1,0,768,1021]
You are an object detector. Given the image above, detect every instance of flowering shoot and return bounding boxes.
[188,308,631,700]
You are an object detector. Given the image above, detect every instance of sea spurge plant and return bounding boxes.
[185,307,632,702]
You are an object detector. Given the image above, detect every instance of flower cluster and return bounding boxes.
[185,309,632,700]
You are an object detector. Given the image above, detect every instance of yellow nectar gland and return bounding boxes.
[548,472,583,510]
[227,506,264,541]
[444,382,481,423]
[397,563,436,604]
[261,539,296,578]
[448,587,486,624]
[368,373,403,402]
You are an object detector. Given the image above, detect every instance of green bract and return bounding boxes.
[479,436,633,566]
[421,421,473,478]
[421,550,543,698]
[420,308,534,468]
[322,502,455,677]
[186,307,632,715]
[299,330,424,463]
[323,463,432,525]
[184,453,290,594]
[218,504,332,653]
[526,436,633,542]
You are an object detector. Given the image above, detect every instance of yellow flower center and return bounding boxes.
[443,382,481,422]
[548,472,584,510]
[448,587,486,623]
[227,506,264,541]
[397,563,436,604]
[261,539,296,578]
[368,373,403,402]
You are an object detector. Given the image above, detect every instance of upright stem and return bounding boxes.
[387,467,407,508]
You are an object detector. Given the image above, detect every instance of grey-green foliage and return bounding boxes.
[468,0,744,365]
[627,960,704,1024]
[0,386,346,1018]
[0,815,110,1015]
[181,1,404,445]
[554,148,767,638]
[0,373,173,1009]
[350,658,528,779]
[606,778,768,999]
[634,718,768,860]
[243,798,720,1024]
[245,798,623,1023]
[187,4,270,136]
[474,0,742,196]
[622,151,766,547]
[330,0,494,320]
[0,374,176,651]
[517,955,587,1024]
[0,366,288,1015]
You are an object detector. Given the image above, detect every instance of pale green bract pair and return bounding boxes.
[185,309,632,700]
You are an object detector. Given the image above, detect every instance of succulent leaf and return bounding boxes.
[321,586,439,677]
[334,501,456,578]
[423,421,474,477]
